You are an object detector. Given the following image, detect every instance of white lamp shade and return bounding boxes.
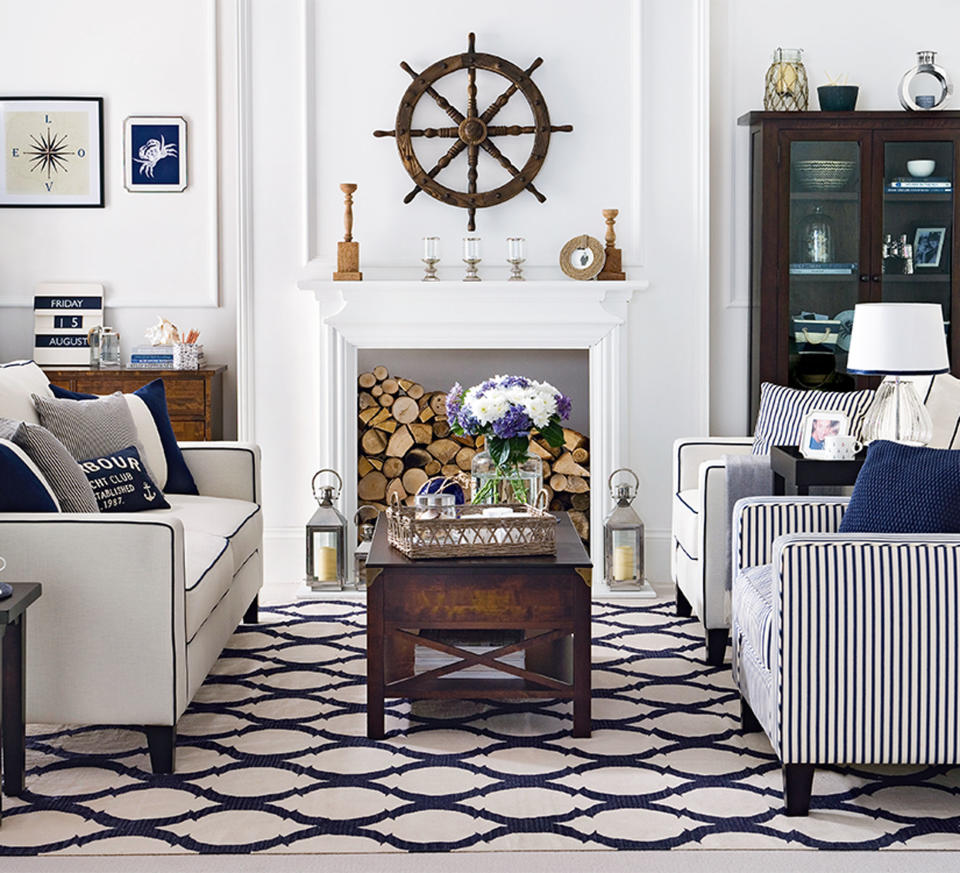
[846,303,949,375]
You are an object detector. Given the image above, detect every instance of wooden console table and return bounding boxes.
[42,366,225,442]
[364,513,592,739]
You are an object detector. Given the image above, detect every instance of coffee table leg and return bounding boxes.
[572,574,591,738]
[367,574,385,739]
[2,615,26,797]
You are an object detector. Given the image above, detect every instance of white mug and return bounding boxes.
[823,434,862,460]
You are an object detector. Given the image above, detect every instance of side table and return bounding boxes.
[1,583,41,820]
[770,445,866,495]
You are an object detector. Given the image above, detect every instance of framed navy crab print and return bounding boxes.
[0,96,104,207]
[123,116,187,192]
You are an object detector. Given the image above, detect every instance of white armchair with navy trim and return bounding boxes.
[671,437,753,664]
[731,495,960,815]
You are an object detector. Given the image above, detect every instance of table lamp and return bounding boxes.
[846,302,949,445]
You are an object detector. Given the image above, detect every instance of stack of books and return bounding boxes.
[885,176,953,194]
[789,262,857,275]
[129,345,175,369]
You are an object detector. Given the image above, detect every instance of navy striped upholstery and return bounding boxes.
[733,496,960,767]
[751,383,875,454]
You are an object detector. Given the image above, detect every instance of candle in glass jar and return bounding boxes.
[316,546,338,582]
[507,237,525,261]
[463,237,481,260]
[423,236,440,260]
[613,545,635,581]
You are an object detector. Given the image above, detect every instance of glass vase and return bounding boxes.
[471,448,543,505]
[800,206,835,263]
[763,48,809,111]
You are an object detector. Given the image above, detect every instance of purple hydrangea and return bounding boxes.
[445,384,463,422]
[474,378,499,399]
[457,407,482,436]
[502,375,530,389]
[491,404,532,439]
[555,393,572,420]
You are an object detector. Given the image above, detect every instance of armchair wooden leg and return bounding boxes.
[243,593,259,625]
[740,696,762,733]
[145,725,176,774]
[705,628,728,666]
[783,763,815,816]
[675,585,693,618]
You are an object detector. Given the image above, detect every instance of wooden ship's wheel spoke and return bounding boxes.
[375,33,573,230]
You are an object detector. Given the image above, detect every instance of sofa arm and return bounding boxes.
[733,496,848,574]
[771,533,960,765]
[0,514,188,726]
[179,442,261,503]
[673,437,753,493]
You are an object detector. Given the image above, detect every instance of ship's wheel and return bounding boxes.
[374,33,573,231]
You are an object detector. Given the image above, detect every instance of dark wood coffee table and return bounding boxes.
[364,513,592,739]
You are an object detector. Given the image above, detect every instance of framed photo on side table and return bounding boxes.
[799,409,850,459]
[0,97,104,207]
[124,116,187,192]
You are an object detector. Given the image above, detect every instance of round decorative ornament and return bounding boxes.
[374,33,573,231]
[559,235,605,280]
[899,51,953,111]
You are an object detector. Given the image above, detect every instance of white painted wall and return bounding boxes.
[0,0,239,437]
[710,0,960,435]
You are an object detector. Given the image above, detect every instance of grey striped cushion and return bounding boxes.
[752,382,875,454]
[33,392,140,465]
[0,418,98,513]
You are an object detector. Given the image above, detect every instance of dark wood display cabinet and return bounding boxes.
[738,111,960,427]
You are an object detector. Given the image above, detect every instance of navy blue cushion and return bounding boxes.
[79,445,171,513]
[0,443,58,512]
[50,379,198,495]
[839,440,960,533]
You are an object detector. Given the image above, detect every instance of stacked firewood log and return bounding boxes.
[357,367,590,544]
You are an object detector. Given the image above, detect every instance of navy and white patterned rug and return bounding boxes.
[3,599,960,855]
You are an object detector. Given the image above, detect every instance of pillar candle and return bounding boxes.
[316,545,338,582]
[613,545,635,581]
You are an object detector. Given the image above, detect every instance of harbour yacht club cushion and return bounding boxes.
[79,445,170,513]
[0,439,59,512]
[751,382,875,454]
[839,439,960,534]
[0,361,54,425]
[49,379,196,494]
[0,418,98,513]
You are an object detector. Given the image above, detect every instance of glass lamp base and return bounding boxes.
[860,379,932,446]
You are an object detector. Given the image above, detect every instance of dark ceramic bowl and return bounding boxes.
[818,85,859,112]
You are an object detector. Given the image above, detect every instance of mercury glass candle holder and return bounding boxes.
[507,237,526,281]
[422,236,440,281]
[463,236,481,282]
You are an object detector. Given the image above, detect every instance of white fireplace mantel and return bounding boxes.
[299,278,649,593]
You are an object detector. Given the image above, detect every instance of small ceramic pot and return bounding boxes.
[817,85,859,111]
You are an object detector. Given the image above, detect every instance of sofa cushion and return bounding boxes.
[0,361,54,425]
[79,445,171,513]
[734,563,775,671]
[0,418,98,513]
[673,489,699,559]
[0,439,59,512]
[184,530,233,641]
[164,494,262,567]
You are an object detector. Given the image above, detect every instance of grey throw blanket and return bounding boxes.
[724,453,774,589]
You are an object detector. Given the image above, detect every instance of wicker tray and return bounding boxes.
[386,500,558,559]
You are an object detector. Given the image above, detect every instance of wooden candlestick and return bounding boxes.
[597,208,626,281]
[334,182,363,281]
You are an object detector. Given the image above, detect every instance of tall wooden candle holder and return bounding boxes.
[597,208,626,281]
[333,183,363,281]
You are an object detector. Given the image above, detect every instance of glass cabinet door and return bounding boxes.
[879,139,953,358]
[788,140,862,391]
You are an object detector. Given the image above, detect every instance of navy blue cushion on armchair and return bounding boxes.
[839,440,960,533]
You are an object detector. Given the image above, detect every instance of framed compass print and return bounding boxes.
[0,97,104,207]
[123,116,187,192]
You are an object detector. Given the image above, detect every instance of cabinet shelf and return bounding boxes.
[881,273,950,283]
[883,193,952,203]
[790,192,859,201]
[789,274,859,282]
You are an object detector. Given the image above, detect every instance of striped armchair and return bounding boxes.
[731,495,960,816]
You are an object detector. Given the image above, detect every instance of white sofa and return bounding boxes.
[0,366,262,773]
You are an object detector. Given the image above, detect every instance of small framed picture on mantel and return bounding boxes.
[123,116,187,192]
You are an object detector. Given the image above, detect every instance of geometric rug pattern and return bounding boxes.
[2,599,960,855]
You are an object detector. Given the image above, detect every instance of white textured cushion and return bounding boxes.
[163,494,262,567]
[0,437,60,509]
[673,489,699,559]
[184,532,233,640]
[124,395,167,489]
[0,361,53,425]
